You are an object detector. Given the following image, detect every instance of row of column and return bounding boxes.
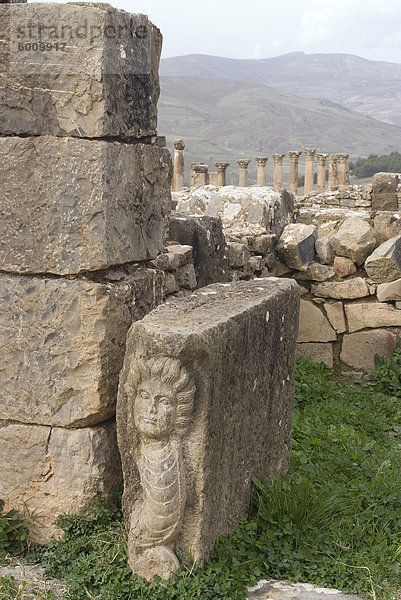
[172,140,350,195]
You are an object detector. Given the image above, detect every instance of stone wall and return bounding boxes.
[0,2,171,543]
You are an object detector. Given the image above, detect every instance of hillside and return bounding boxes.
[160,52,401,127]
[158,75,401,184]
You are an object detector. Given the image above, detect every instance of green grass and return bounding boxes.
[2,352,401,599]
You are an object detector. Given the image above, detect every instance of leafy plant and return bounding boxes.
[0,502,28,558]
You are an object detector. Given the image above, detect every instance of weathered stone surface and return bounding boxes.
[333,256,357,278]
[277,224,317,271]
[324,302,346,333]
[364,235,401,283]
[315,237,334,264]
[298,300,336,343]
[295,343,333,367]
[295,263,336,282]
[377,278,401,302]
[312,277,369,300]
[345,302,401,332]
[373,213,401,243]
[0,137,171,274]
[371,173,399,211]
[250,234,277,255]
[227,242,252,268]
[175,185,293,238]
[0,270,163,427]
[164,272,179,296]
[341,330,397,371]
[116,278,299,579]
[0,3,161,138]
[0,421,122,544]
[169,213,228,287]
[247,579,363,600]
[154,244,193,271]
[329,217,376,266]
[175,264,197,289]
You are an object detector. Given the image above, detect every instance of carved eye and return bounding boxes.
[139,390,149,400]
[159,397,172,408]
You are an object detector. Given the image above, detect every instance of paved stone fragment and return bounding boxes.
[0,421,122,544]
[0,3,161,138]
[333,256,357,278]
[312,277,369,299]
[298,299,336,342]
[277,224,317,271]
[0,270,162,427]
[345,302,401,332]
[324,302,346,333]
[364,235,401,283]
[169,213,229,286]
[0,136,171,274]
[175,185,293,238]
[371,173,399,211]
[315,237,334,264]
[341,330,397,371]
[296,343,333,367]
[377,278,401,302]
[116,278,299,580]
[329,217,376,265]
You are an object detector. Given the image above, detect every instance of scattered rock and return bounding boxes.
[329,216,376,266]
[364,235,401,283]
[277,224,317,271]
[315,237,334,264]
[333,256,357,278]
[312,278,369,300]
[377,278,401,302]
[227,241,251,268]
[373,213,401,244]
[296,262,336,282]
[341,330,397,371]
[371,172,399,211]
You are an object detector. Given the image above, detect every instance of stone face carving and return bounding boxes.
[125,356,195,580]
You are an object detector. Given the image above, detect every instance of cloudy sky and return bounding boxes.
[30,0,401,63]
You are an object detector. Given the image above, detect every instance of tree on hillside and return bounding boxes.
[349,152,401,177]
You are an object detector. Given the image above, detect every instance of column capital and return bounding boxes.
[336,153,349,162]
[173,139,185,151]
[193,164,208,173]
[304,148,316,159]
[255,157,268,166]
[272,154,285,162]
[214,162,229,171]
[328,155,338,164]
[236,159,250,169]
[316,153,328,165]
[288,151,302,160]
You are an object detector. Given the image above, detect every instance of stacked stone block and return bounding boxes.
[0,2,171,543]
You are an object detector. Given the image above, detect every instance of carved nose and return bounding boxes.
[148,398,157,415]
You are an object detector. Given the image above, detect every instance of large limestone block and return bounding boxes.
[329,217,376,266]
[277,224,317,271]
[324,302,346,333]
[296,343,333,368]
[377,279,401,302]
[0,137,171,274]
[0,270,162,427]
[0,421,122,544]
[371,173,399,211]
[345,302,401,332]
[169,213,229,287]
[116,278,299,580]
[340,330,397,371]
[0,3,161,138]
[298,300,336,342]
[312,277,369,300]
[364,236,401,283]
[175,185,293,238]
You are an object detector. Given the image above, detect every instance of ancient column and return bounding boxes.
[328,155,338,191]
[303,148,316,195]
[193,164,209,186]
[316,153,328,194]
[237,159,250,187]
[214,162,229,186]
[288,151,302,195]
[172,139,185,191]
[255,157,268,186]
[337,153,349,186]
[272,154,285,188]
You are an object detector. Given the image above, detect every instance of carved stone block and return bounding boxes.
[0,137,172,274]
[116,278,299,580]
[0,3,161,138]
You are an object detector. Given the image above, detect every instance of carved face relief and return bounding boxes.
[134,379,177,440]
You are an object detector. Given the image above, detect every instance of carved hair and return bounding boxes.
[127,356,195,434]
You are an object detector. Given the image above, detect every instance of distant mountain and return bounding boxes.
[158,74,401,185]
[160,52,401,127]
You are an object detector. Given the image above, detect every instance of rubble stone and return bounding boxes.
[345,302,401,332]
[0,136,172,274]
[227,242,251,268]
[295,263,336,282]
[324,302,346,333]
[298,300,336,342]
[277,224,317,271]
[315,237,334,264]
[340,330,397,371]
[329,217,376,266]
[155,245,193,271]
[376,279,401,302]
[371,173,399,211]
[0,3,161,138]
[333,256,357,278]
[364,235,401,283]
[312,278,369,300]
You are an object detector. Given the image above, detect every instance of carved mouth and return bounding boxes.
[144,418,157,425]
